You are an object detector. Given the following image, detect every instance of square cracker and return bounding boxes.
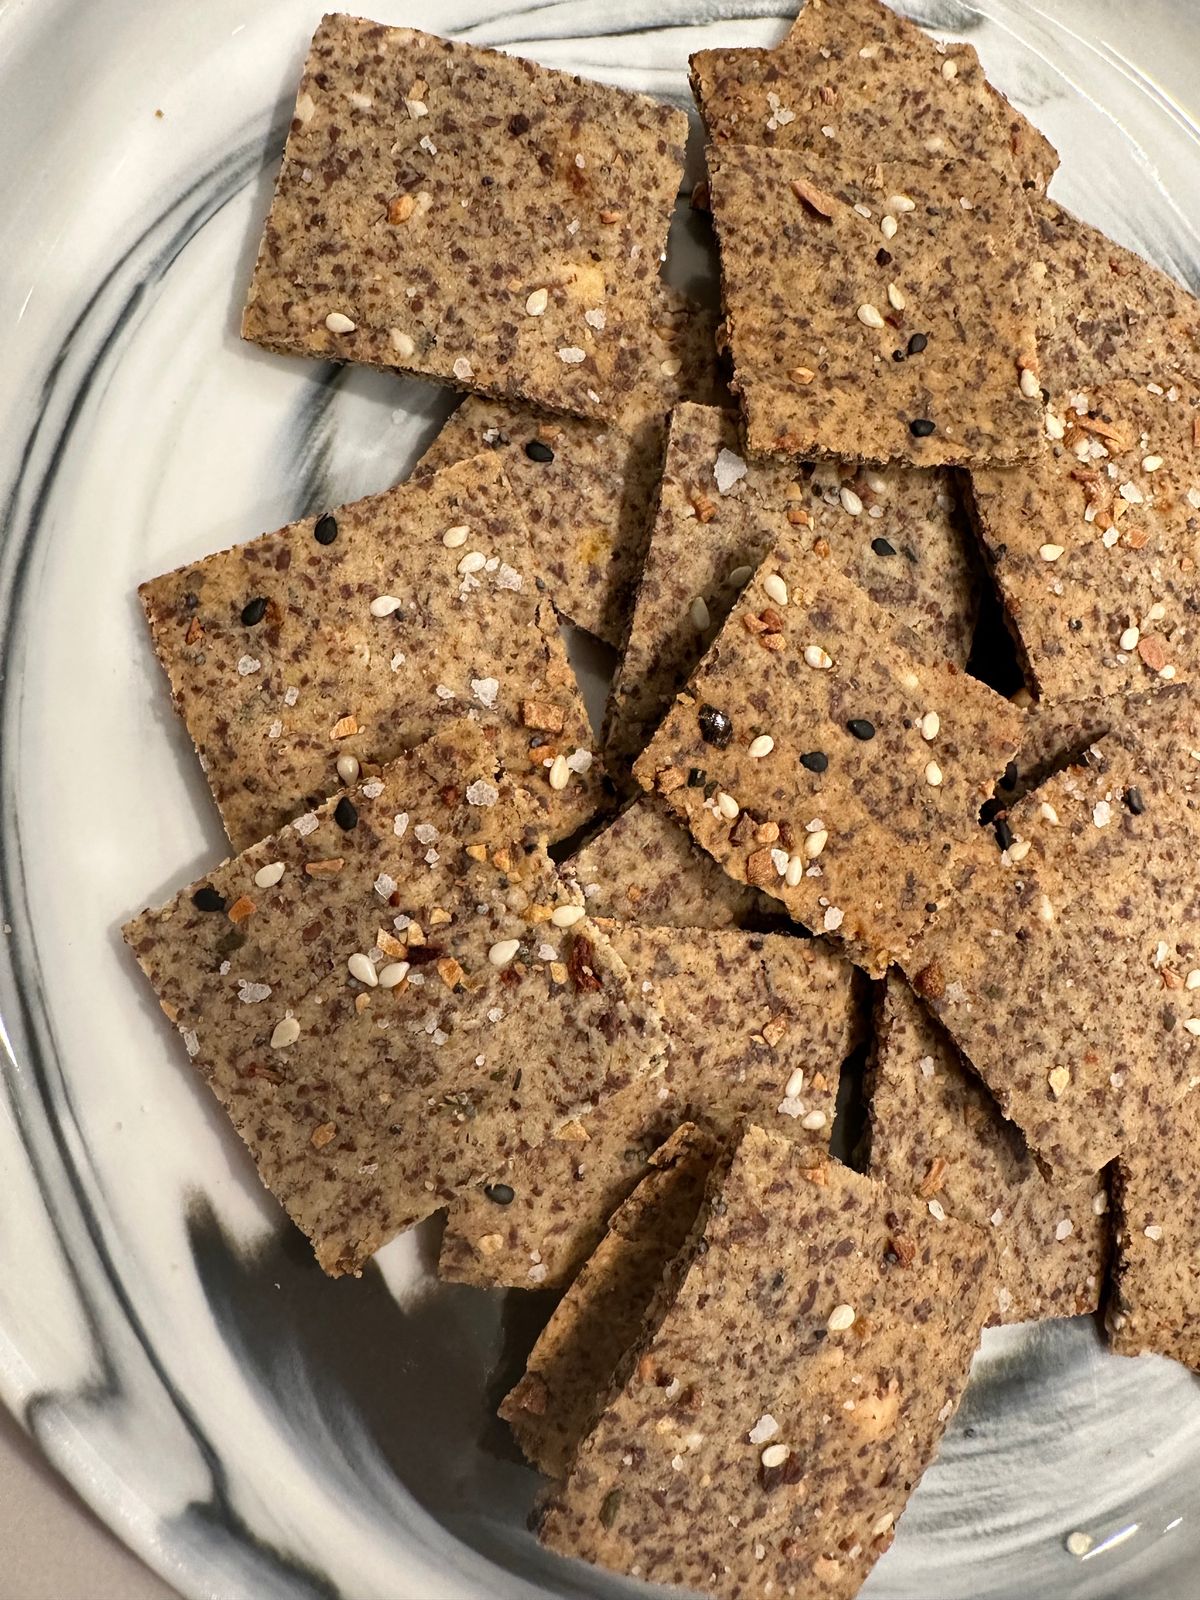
[869,973,1108,1326]
[437,924,857,1289]
[122,723,664,1276]
[635,542,1022,976]
[242,16,687,422]
[138,453,601,852]
[412,292,722,646]
[500,1122,719,1479]
[904,735,1200,1176]
[690,0,1057,193]
[708,144,1044,469]
[538,1126,997,1600]
[604,402,979,762]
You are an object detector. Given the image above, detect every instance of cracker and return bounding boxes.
[690,0,1057,192]
[869,974,1108,1326]
[967,377,1200,704]
[538,1125,997,1599]
[122,723,663,1276]
[242,16,687,422]
[605,403,979,762]
[412,293,721,646]
[634,544,1022,976]
[138,454,601,851]
[707,143,1044,469]
[562,798,777,930]
[500,1122,719,1478]
[438,925,857,1289]
[904,735,1200,1176]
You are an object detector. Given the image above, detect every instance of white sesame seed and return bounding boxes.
[1038,894,1056,923]
[801,1109,827,1130]
[941,57,958,77]
[1185,1019,1200,1036]
[1045,412,1066,441]
[442,525,470,549]
[748,735,775,759]
[827,1303,856,1332]
[804,829,828,859]
[390,328,416,358]
[889,193,916,213]
[270,1016,300,1049]
[872,1512,895,1539]
[1142,454,1164,472]
[369,594,403,617]
[763,572,789,606]
[784,855,804,887]
[1039,802,1059,824]
[880,214,898,240]
[839,485,864,516]
[784,1068,805,1099]
[1145,601,1167,622]
[1008,838,1031,863]
[921,760,942,788]
[1161,664,1178,680]
[378,961,410,988]
[457,551,487,575]
[324,311,356,334]
[1186,970,1200,990]
[557,346,586,364]
[1065,1531,1094,1558]
[488,939,521,968]
[525,288,549,316]
[804,644,833,670]
[928,1198,947,1221]
[1093,1191,1109,1215]
[886,282,906,311]
[1039,543,1065,562]
[1145,1223,1165,1240]
[548,754,570,791]
[1119,625,1140,651]
[716,791,740,821]
[254,861,285,889]
[727,564,753,587]
[760,1443,791,1470]
[551,904,586,928]
[857,303,885,329]
[659,356,682,377]
[347,952,378,987]
[336,755,361,785]
[690,596,711,631]
[919,711,940,741]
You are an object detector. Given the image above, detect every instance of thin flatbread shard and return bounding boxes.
[562,798,778,930]
[438,925,857,1289]
[538,1126,997,1599]
[500,1122,719,1479]
[634,543,1022,977]
[904,736,1200,1177]
[242,16,687,422]
[604,402,979,761]
[412,295,722,646]
[1108,1090,1200,1369]
[138,453,601,851]
[869,974,1108,1326]
[707,144,1044,469]
[967,378,1200,704]
[690,0,1057,192]
[122,723,664,1276]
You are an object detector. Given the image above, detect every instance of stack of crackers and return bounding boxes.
[122,5,1200,1595]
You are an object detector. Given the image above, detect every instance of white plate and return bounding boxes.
[2,3,1200,1597]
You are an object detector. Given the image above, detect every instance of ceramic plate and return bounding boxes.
[3,2,1200,1596]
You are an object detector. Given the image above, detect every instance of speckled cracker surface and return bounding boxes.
[562,798,777,930]
[869,974,1108,1326]
[707,144,1044,469]
[691,0,1057,192]
[967,378,1200,704]
[634,544,1022,976]
[243,16,687,421]
[1109,1090,1200,1369]
[538,1126,997,1599]
[605,403,979,762]
[438,925,857,1289]
[139,454,601,851]
[904,736,1200,1176]
[500,1123,719,1478]
[123,724,663,1276]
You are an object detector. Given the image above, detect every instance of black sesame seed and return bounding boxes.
[698,703,733,749]
[994,817,1014,852]
[334,796,359,831]
[998,760,1018,792]
[1125,786,1146,815]
[313,512,338,545]
[871,536,896,557]
[909,417,936,438]
[703,779,718,799]
[524,439,555,464]
[800,750,829,773]
[484,1182,515,1206]
[907,332,929,356]
[979,797,1003,825]
[846,718,875,741]
[687,767,707,787]
[192,885,226,913]
[240,596,268,626]
[924,901,939,914]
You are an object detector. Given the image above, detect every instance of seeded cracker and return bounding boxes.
[438,925,857,1289]
[905,736,1200,1176]
[500,1122,719,1478]
[635,544,1022,976]
[605,403,979,762]
[414,291,722,646]
[690,0,1057,193]
[242,16,687,422]
[123,723,664,1275]
[538,1126,997,1599]
[138,454,601,852]
[561,797,777,930]
[707,145,1043,470]
[868,974,1108,1326]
